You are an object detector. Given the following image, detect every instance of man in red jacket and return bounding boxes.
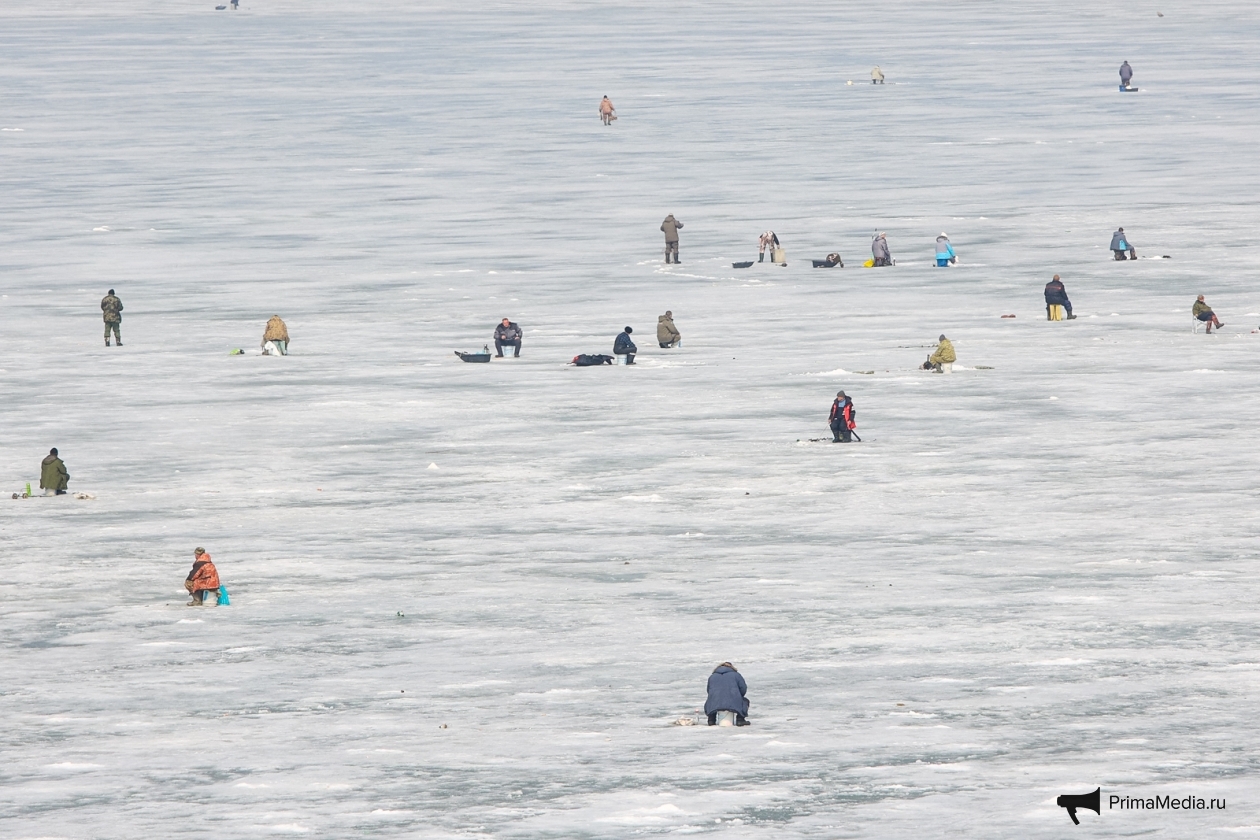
[829,391,856,443]
[185,548,221,606]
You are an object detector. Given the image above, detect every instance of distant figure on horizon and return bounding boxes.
[871,232,892,266]
[40,448,69,496]
[599,96,616,125]
[1120,61,1133,88]
[262,316,289,355]
[657,311,681,348]
[758,230,780,263]
[935,233,956,267]
[872,66,885,84]
[705,662,750,726]
[1044,274,1076,320]
[101,288,123,346]
[1193,295,1224,333]
[1110,227,1136,260]
[661,214,683,264]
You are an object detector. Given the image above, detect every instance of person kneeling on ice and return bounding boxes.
[935,233,956,267]
[705,662,750,726]
[184,547,221,606]
[1044,274,1076,319]
[1110,227,1136,260]
[871,232,892,266]
[495,318,522,357]
[1193,295,1224,333]
[262,315,289,355]
[40,448,69,496]
[614,326,637,364]
[829,391,857,442]
[657,311,681,348]
[924,334,956,372]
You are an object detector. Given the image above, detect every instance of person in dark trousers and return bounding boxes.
[613,326,637,364]
[661,214,683,264]
[494,318,522,357]
[1044,274,1076,319]
[1193,295,1224,333]
[101,289,123,346]
[1110,227,1136,260]
[871,232,892,266]
[1119,61,1133,88]
[705,662,750,726]
[40,448,69,496]
[829,391,857,442]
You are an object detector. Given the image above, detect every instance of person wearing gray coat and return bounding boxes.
[705,662,750,726]
[1109,227,1136,260]
[871,232,892,266]
[661,214,683,264]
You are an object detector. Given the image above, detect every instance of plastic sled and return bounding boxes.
[455,351,492,363]
[732,261,754,269]
[217,585,230,606]
[1119,85,1138,92]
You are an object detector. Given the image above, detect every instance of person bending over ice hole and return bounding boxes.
[40,448,69,496]
[871,232,892,266]
[101,288,123,346]
[705,662,750,726]
[661,214,683,264]
[758,231,780,263]
[1110,227,1136,260]
[262,315,289,355]
[935,233,956,267]
[829,391,858,442]
[657,311,681,348]
[495,318,522,357]
[923,334,956,372]
[1044,274,1076,319]
[185,548,220,606]
[1193,295,1224,333]
[614,326,638,364]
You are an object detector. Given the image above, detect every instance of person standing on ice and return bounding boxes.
[1193,295,1224,333]
[657,311,681,348]
[599,96,616,126]
[1110,227,1136,260]
[494,318,523,357]
[1044,274,1076,319]
[758,230,780,263]
[871,66,885,84]
[1119,61,1133,88]
[184,548,221,606]
[101,288,123,347]
[871,232,892,266]
[829,391,856,443]
[40,448,69,496]
[262,315,289,355]
[925,334,956,372]
[661,214,683,264]
[934,233,956,267]
[705,662,750,726]
[613,326,638,364]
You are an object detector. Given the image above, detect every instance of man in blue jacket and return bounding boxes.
[1110,227,1136,260]
[1044,274,1077,319]
[705,662,750,726]
[613,326,637,364]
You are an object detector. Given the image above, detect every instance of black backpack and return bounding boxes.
[572,354,614,366]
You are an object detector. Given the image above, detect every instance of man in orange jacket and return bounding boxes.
[185,548,221,606]
[829,391,857,443]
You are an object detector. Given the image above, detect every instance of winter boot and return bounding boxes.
[105,340,110,346]
[1066,314,1077,320]
[187,591,204,606]
[758,253,764,262]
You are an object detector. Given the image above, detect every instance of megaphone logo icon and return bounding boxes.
[1056,787,1101,825]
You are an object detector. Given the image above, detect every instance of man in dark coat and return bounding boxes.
[613,326,637,364]
[829,391,856,442]
[1044,274,1076,319]
[101,289,123,346]
[494,318,522,357]
[40,448,69,496]
[705,662,750,725]
[661,214,683,264]
[1109,227,1136,260]
[1119,61,1133,88]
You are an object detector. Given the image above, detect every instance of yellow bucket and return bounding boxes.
[863,258,875,268]
[1048,304,1065,321]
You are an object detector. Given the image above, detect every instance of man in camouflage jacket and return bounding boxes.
[101,289,123,346]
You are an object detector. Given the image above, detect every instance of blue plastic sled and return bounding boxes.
[217,585,231,606]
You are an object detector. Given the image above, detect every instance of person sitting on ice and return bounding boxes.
[924,334,956,372]
[262,315,289,355]
[1044,274,1076,319]
[613,326,638,364]
[871,65,885,84]
[1193,295,1224,333]
[657,311,681,348]
[829,391,856,443]
[705,662,750,726]
[758,230,780,263]
[185,547,221,606]
[494,318,522,357]
[40,447,69,496]
[871,232,892,266]
[934,233,956,267]
[1109,227,1136,260]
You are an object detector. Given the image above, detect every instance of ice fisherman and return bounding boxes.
[40,448,69,496]
[262,316,289,355]
[657,311,681,348]
[925,334,956,373]
[1193,295,1224,333]
[706,662,750,726]
[934,233,956,267]
[829,391,857,443]
[185,548,221,606]
[495,318,523,357]
[661,214,683,264]
[1110,227,1136,260]
[758,231,780,263]
[614,326,638,364]
[1044,274,1076,319]
[1119,61,1133,88]
[872,66,885,84]
[599,96,616,125]
[871,232,892,266]
[101,289,123,347]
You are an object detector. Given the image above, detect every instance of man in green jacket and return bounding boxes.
[101,289,123,346]
[40,448,69,496]
[1193,295,1223,333]
[926,334,956,373]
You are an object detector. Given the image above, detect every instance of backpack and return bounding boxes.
[572,354,614,366]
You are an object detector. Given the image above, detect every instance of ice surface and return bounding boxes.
[2,2,1259,837]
